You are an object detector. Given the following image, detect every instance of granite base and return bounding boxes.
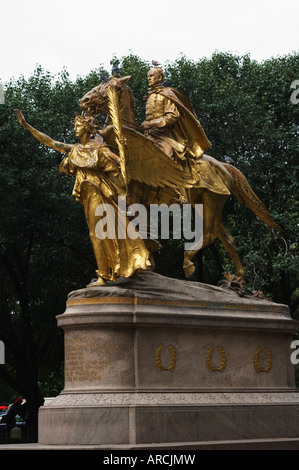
[38,272,299,447]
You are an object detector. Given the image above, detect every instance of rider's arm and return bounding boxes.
[13,109,72,154]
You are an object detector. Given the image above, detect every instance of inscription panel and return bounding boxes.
[64,328,134,390]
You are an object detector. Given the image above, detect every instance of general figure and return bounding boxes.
[141,66,211,163]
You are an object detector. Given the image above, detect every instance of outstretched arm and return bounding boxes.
[13,109,73,154]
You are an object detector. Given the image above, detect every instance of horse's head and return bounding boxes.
[80,75,133,117]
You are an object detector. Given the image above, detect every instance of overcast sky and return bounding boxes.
[1,0,298,83]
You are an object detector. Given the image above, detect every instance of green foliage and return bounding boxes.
[0,52,298,415]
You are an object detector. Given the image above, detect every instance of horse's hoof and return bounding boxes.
[184,263,195,278]
[236,271,245,280]
[86,277,107,287]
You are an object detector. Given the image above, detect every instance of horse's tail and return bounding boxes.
[223,163,282,233]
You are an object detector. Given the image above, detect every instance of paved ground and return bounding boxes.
[1,437,299,450]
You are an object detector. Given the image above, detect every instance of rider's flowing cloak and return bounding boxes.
[152,86,231,196]
[157,86,211,158]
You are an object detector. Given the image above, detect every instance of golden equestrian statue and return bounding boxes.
[13,65,281,286]
[79,66,281,280]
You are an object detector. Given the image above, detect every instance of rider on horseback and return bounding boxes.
[141,66,211,163]
[140,67,231,201]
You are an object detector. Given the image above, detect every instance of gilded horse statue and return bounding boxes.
[79,75,281,280]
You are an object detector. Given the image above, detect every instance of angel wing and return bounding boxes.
[101,125,195,189]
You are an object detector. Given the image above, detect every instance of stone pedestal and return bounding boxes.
[38,272,299,448]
